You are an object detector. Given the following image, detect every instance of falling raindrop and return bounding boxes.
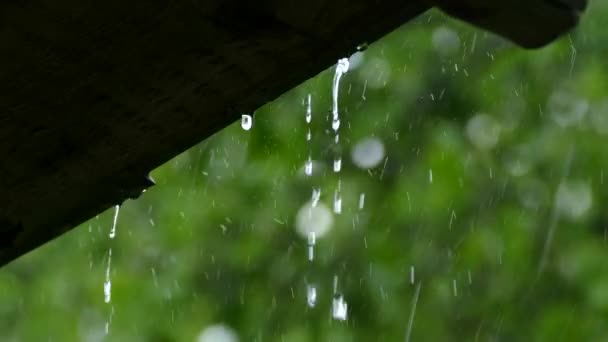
[241,114,253,130]
[104,249,112,303]
[108,205,119,239]
[410,266,415,285]
[305,158,313,176]
[332,295,348,321]
[333,158,342,172]
[307,232,316,262]
[333,190,342,214]
[358,193,365,210]
[332,58,350,123]
[305,94,312,123]
[104,205,120,334]
[311,188,321,207]
[307,285,317,308]
[330,58,349,217]
[332,119,340,131]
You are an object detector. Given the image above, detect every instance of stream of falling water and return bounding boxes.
[304,93,319,308]
[332,58,349,215]
[104,204,120,334]
[304,59,350,316]
[330,58,350,320]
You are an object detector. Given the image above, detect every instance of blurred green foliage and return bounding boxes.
[3,3,608,341]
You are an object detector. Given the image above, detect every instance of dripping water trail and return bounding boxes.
[328,59,350,319]
[305,93,316,263]
[104,205,120,334]
[331,58,349,215]
[304,93,319,308]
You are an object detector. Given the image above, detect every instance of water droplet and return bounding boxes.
[332,119,340,131]
[108,205,120,239]
[307,232,316,261]
[336,58,350,75]
[103,280,111,303]
[358,193,365,210]
[104,248,113,303]
[307,285,317,308]
[241,114,253,130]
[311,188,321,207]
[305,158,313,176]
[305,94,312,123]
[333,190,342,214]
[410,266,415,285]
[332,58,349,124]
[332,295,348,321]
[333,158,342,172]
